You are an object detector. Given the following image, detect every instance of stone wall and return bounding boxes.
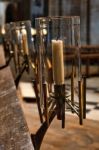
[90,0,99,44]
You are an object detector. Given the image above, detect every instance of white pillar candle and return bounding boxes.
[52,40,64,85]
[21,29,29,55]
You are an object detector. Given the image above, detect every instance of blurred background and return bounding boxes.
[0,0,99,45]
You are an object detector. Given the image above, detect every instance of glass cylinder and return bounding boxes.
[9,20,34,57]
[35,16,81,107]
[2,23,12,62]
[7,21,36,75]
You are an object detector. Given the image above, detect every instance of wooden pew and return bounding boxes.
[64,45,99,77]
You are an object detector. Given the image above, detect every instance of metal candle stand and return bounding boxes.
[0,21,31,88]
[15,54,29,87]
[31,70,86,150]
[31,16,86,149]
[0,18,87,150]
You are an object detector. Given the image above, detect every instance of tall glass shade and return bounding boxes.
[8,21,36,74]
[9,21,34,57]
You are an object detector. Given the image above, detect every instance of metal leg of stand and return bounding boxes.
[31,109,56,150]
[43,83,49,125]
[82,76,86,119]
[62,98,65,128]
[78,80,83,125]
[71,65,75,113]
[15,62,26,88]
[32,80,43,123]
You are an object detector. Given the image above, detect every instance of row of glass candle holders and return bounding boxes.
[0,16,86,126]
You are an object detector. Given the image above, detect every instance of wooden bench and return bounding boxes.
[64,45,99,77]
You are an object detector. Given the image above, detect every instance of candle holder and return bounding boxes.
[1,20,44,127]
[10,21,39,88]
[10,21,31,74]
[31,16,86,149]
[2,20,37,87]
[11,21,44,123]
